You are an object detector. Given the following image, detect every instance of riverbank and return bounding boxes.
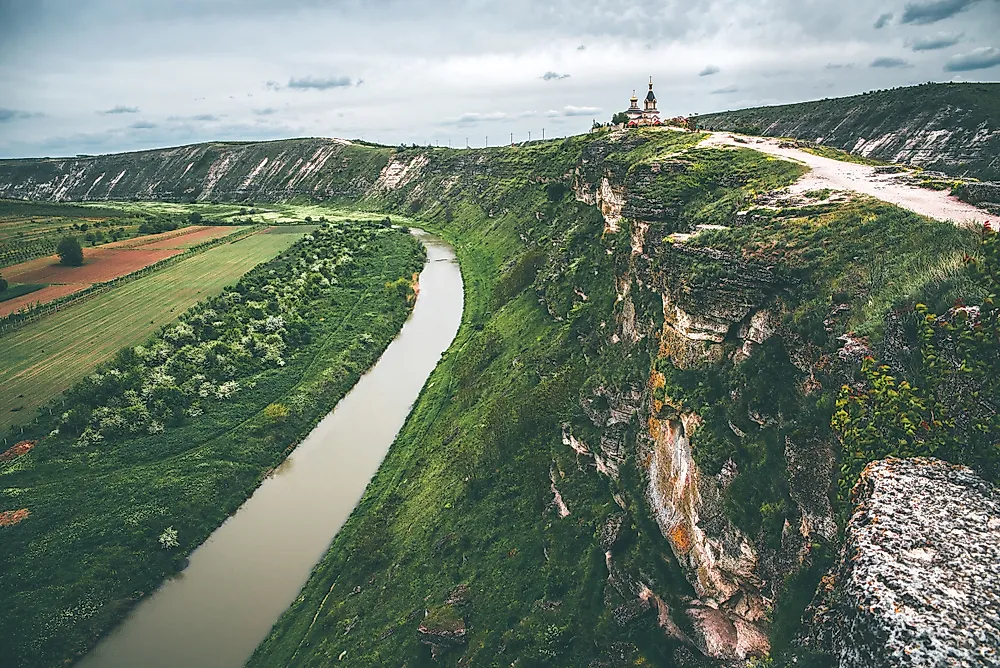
[78,232,462,668]
[0,220,425,667]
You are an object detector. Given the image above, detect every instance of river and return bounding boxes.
[78,231,464,668]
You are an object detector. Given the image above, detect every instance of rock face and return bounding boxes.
[808,458,1000,667]
[644,412,770,660]
[0,138,389,202]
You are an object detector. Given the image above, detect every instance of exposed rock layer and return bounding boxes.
[808,458,1000,667]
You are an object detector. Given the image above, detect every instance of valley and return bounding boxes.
[1,81,998,667]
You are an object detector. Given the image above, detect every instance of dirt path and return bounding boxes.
[700,132,994,228]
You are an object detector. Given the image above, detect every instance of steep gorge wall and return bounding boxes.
[0,138,393,202]
[699,82,1000,180]
[2,128,989,666]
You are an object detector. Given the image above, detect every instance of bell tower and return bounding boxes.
[644,76,657,113]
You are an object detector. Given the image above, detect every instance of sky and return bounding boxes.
[0,0,998,158]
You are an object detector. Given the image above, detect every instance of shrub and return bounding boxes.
[0,274,7,292]
[56,236,84,266]
[263,402,290,422]
[158,526,179,550]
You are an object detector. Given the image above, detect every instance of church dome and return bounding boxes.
[645,89,656,102]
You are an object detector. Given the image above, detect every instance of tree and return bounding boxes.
[57,236,84,266]
[159,526,179,550]
[611,111,629,125]
[188,211,203,225]
[0,274,7,293]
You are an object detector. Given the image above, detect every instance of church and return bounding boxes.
[624,77,661,127]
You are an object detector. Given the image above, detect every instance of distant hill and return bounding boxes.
[698,82,1000,180]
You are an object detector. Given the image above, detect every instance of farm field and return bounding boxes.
[0,200,163,269]
[4,247,183,285]
[85,200,399,226]
[0,284,89,318]
[141,225,244,249]
[0,222,424,667]
[0,230,303,434]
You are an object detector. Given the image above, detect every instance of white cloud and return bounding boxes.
[1,0,998,156]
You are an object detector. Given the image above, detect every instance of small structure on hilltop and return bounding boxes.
[625,77,662,127]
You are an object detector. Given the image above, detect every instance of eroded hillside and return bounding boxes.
[2,127,995,666]
[699,82,1000,180]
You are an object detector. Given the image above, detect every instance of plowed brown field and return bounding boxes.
[4,248,182,285]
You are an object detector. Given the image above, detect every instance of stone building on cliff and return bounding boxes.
[625,77,662,127]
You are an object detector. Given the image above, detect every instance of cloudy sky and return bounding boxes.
[0,0,998,158]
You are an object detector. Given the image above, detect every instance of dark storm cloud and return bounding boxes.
[874,12,894,28]
[99,105,140,115]
[870,57,912,67]
[541,71,571,80]
[944,46,1000,70]
[900,0,980,25]
[909,32,964,50]
[699,65,720,76]
[286,76,356,90]
[0,108,43,122]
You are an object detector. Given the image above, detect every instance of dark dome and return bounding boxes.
[645,90,656,102]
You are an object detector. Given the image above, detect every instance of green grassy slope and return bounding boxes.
[249,130,982,666]
[698,82,1000,179]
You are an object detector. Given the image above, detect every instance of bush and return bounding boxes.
[264,402,290,422]
[0,275,7,292]
[56,236,84,266]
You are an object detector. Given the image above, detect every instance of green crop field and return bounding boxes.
[0,231,304,434]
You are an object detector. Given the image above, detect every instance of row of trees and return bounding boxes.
[45,222,412,447]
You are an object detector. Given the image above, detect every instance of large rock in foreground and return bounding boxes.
[809,458,1000,667]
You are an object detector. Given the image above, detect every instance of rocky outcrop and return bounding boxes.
[653,245,781,367]
[418,597,469,661]
[807,458,1000,667]
[644,411,770,660]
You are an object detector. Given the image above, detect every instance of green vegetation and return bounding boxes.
[0,283,43,303]
[1,123,993,667]
[833,226,1000,493]
[699,82,1000,179]
[0,230,305,433]
[56,236,83,266]
[0,220,423,666]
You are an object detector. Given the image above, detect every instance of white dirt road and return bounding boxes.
[699,132,994,228]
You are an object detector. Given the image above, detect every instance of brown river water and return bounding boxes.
[78,231,463,667]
